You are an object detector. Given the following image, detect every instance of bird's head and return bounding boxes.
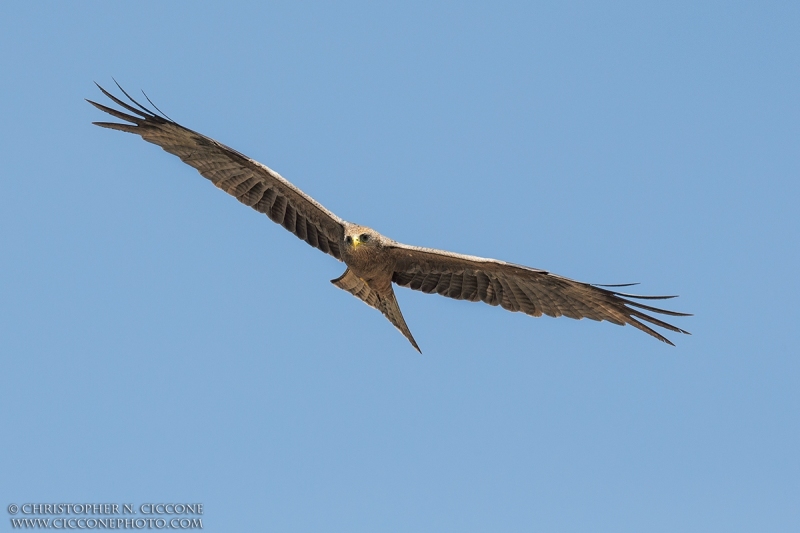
[344,226,382,251]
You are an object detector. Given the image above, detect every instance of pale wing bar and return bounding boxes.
[88,83,346,260]
[390,245,690,345]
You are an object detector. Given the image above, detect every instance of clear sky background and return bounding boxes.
[1,1,798,531]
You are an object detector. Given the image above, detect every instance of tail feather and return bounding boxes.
[332,269,421,353]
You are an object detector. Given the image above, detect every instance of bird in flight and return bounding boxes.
[88,82,689,352]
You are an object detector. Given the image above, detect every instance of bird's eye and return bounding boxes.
[361,234,370,242]
[345,236,352,244]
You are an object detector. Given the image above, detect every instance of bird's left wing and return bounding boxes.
[388,243,690,345]
[88,83,346,260]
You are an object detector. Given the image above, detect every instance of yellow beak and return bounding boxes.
[352,236,361,248]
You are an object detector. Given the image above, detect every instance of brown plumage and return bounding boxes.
[88,82,690,352]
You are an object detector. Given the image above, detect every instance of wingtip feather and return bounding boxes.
[92,121,138,133]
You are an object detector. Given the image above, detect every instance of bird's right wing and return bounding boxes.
[88,83,346,260]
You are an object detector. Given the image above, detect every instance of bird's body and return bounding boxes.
[89,83,690,352]
[340,226,394,288]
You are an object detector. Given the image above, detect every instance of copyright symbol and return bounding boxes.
[8,504,18,514]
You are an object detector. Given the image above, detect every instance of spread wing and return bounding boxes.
[389,244,690,345]
[88,83,346,260]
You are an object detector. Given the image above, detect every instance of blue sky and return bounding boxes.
[1,1,798,531]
